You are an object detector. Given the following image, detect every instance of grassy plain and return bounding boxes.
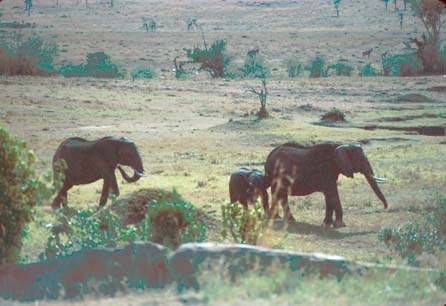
[1,0,446,304]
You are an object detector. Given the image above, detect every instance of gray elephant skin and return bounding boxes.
[264,142,388,227]
[229,168,269,213]
[52,136,145,208]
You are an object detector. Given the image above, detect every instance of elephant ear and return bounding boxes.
[334,145,354,178]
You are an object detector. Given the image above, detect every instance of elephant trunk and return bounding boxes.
[118,165,143,183]
[361,157,388,209]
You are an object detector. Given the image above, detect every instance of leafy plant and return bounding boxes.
[378,193,446,265]
[221,202,270,245]
[327,60,352,76]
[60,51,123,78]
[381,52,420,76]
[184,39,231,78]
[333,0,342,17]
[39,191,208,259]
[0,127,53,264]
[0,34,58,76]
[239,51,271,78]
[284,57,302,78]
[359,63,377,76]
[305,56,327,78]
[131,66,156,79]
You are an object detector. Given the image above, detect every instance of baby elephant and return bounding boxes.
[229,168,269,213]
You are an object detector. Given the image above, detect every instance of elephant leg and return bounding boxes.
[51,184,70,209]
[278,190,295,222]
[99,181,110,206]
[323,198,334,228]
[269,183,282,219]
[100,174,119,206]
[261,190,269,215]
[324,186,345,228]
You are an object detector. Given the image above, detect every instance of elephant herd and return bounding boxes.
[52,136,389,228]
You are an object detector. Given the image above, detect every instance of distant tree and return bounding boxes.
[400,12,405,29]
[394,0,398,11]
[248,67,269,119]
[141,17,149,32]
[407,0,446,73]
[24,0,32,16]
[184,39,230,78]
[187,19,198,32]
[150,20,157,31]
[334,0,342,17]
[383,0,390,11]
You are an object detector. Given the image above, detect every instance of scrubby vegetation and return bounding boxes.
[221,202,269,245]
[359,63,377,77]
[60,51,122,78]
[131,66,156,79]
[305,56,327,78]
[378,193,446,266]
[39,191,208,260]
[284,56,303,78]
[0,34,58,76]
[184,40,231,78]
[0,127,52,264]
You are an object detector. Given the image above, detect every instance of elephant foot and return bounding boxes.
[333,220,346,228]
[273,213,282,219]
[322,222,332,229]
[286,214,296,222]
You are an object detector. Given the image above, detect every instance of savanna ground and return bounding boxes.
[1,0,446,304]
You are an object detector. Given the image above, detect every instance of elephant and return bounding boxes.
[229,168,269,213]
[264,142,388,227]
[51,136,145,208]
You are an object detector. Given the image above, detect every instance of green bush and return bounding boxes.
[327,60,352,76]
[239,52,271,78]
[358,63,377,77]
[40,191,208,259]
[0,127,53,264]
[284,57,302,78]
[0,34,58,76]
[184,39,231,78]
[378,193,446,265]
[381,53,420,76]
[221,202,270,245]
[305,56,327,78]
[131,66,156,79]
[60,51,123,78]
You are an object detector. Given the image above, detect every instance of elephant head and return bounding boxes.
[334,144,388,209]
[100,137,144,183]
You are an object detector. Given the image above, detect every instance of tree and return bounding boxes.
[248,65,269,119]
[24,0,32,16]
[184,40,230,78]
[0,127,53,264]
[334,0,342,17]
[383,0,390,11]
[407,0,446,73]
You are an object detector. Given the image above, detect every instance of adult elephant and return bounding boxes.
[229,168,269,213]
[264,142,388,227]
[51,136,145,208]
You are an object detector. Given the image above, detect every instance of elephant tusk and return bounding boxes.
[136,171,145,177]
[373,176,388,183]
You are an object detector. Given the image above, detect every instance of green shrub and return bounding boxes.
[60,51,123,78]
[0,34,58,76]
[184,39,231,78]
[239,52,271,78]
[381,53,420,76]
[221,202,270,245]
[305,56,327,78]
[327,60,352,76]
[40,191,208,259]
[131,66,156,79]
[378,193,446,265]
[320,107,346,122]
[358,63,377,77]
[0,127,53,264]
[284,57,303,78]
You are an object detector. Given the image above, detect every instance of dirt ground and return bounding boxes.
[1,0,446,274]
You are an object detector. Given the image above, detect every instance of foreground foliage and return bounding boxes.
[40,192,208,260]
[0,127,52,264]
[378,192,446,265]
